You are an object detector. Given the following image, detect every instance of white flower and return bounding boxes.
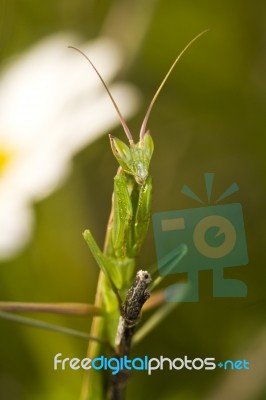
[0,33,140,260]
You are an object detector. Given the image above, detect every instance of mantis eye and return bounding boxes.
[109,135,132,172]
[142,132,154,159]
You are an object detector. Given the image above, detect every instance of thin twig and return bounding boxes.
[0,311,112,350]
[0,302,102,316]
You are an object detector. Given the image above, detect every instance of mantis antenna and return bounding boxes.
[68,45,134,144]
[69,30,208,144]
[139,29,209,140]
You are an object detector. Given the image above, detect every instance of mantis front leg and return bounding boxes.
[112,171,133,259]
[132,175,152,256]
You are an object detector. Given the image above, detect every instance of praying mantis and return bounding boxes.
[70,30,207,400]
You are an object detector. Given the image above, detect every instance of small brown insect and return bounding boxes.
[115,270,151,356]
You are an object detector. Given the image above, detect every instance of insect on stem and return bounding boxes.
[68,45,134,144]
[71,31,209,400]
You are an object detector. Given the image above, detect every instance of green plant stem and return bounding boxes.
[0,302,102,316]
[0,311,110,346]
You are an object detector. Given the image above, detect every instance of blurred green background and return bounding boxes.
[0,0,266,399]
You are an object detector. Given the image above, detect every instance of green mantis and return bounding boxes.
[70,30,207,400]
[73,46,156,348]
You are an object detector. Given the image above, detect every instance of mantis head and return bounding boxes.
[109,132,153,185]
